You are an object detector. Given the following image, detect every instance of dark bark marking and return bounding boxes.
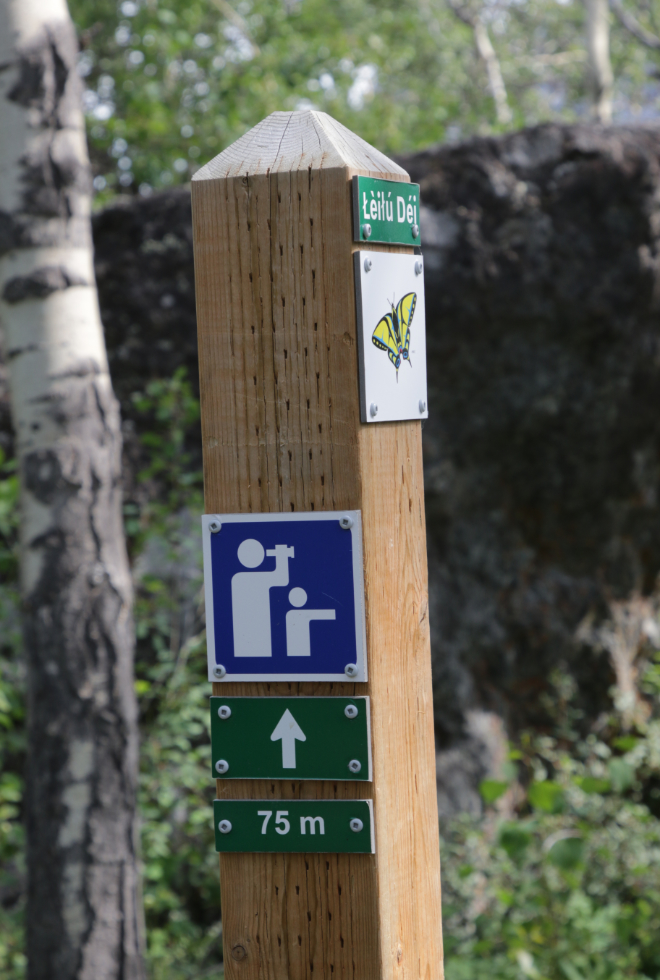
[3,265,87,303]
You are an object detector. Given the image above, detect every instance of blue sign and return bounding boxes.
[202,511,367,682]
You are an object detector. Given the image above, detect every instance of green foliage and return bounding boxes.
[66,0,608,199]
[0,448,25,980]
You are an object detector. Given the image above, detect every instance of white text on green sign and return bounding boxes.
[352,176,421,246]
[214,799,375,853]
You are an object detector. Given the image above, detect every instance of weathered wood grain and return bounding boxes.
[192,110,443,980]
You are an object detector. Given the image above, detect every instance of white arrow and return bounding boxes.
[270,709,307,769]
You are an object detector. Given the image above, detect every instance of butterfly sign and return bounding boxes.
[372,292,417,381]
[354,251,428,424]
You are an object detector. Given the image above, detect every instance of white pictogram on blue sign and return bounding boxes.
[202,512,366,682]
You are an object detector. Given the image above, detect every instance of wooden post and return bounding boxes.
[191,110,443,980]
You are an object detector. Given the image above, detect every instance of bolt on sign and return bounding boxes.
[353,175,421,245]
[210,696,372,780]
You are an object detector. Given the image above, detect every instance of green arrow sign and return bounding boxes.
[352,175,421,246]
[210,697,372,781]
[213,799,374,853]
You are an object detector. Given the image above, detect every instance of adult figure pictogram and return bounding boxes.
[231,539,294,657]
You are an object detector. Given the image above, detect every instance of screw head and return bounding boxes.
[419,399,427,414]
[414,260,423,276]
[344,704,358,719]
[218,819,232,834]
[339,515,353,530]
[369,403,378,419]
[362,223,372,239]
[215,759,229,774]
[411,223,420,238]
[344,663,358,678]
[209,519,222,533]
[348,759,362,774]
[218,705,232,720]
[213,665,227,679]
[364,257,372,272]
[350,818,364,833]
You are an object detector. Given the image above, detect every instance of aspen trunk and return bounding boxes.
[586,0,613,123]
[0,1,144,977]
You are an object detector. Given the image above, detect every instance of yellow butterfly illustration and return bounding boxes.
[372,292,416,381]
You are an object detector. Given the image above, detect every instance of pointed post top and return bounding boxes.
[192,109,409,181]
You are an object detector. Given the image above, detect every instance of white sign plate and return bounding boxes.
[354,250,428,424]
[202,511,367,683]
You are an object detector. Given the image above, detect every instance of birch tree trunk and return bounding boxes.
[0,1,144,977]
[586,0,613,123]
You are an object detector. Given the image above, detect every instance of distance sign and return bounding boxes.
[214,799,375,854]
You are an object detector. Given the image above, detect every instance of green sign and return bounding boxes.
[352,175,421,246]
[210,696,371,781]
[213,799,374,853]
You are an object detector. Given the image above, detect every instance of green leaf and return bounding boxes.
[608,758,634,793]
[546,836,585,870]
[479,779,509,805]
[528,780,565,814]
[498,822,532,860]
[575,776,611,795]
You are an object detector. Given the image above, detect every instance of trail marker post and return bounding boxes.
[191,110,443,980]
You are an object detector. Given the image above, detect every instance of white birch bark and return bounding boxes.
[586,0,614,123]
[0,1,144,976]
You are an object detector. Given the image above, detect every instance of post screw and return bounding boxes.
[209,519,222,533]
[370,403,378,419]
[414,260,423,276]
[344,663,358,678]
[362,223,372,239]
[344,704,358,719]
[348,759,362,774]
[339,515,353,530]
[218,705,232,720]
[411,224,419,238]
[218,819,232,834]
[419,400,427,414]
[350,818,364,833]
[213,665,227,679]
[215,759,229,774]
[364,257,372,272]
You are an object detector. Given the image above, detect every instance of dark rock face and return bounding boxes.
[5,124,658,816]
[403,125,660,805]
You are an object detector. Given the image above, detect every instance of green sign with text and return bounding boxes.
[214,799,374,853]
[210,696,372,781]
[352,175,421,246]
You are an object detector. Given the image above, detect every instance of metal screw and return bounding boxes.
[414,260,423,276]
[218,705,232,720]
[411,223,420,238]
[344,704,358,719]
[364,257,372,272]
[218,819,232,834]
[209,519,222,533]
[348,759,362,774]
[419,399,427,414]
[213,665,227,679]
[362,223,372,239]
[345,663,358,678]
[350,818,364,833]
[215,759,229,774]
[339,515,353,530]
[370,403,378,419]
